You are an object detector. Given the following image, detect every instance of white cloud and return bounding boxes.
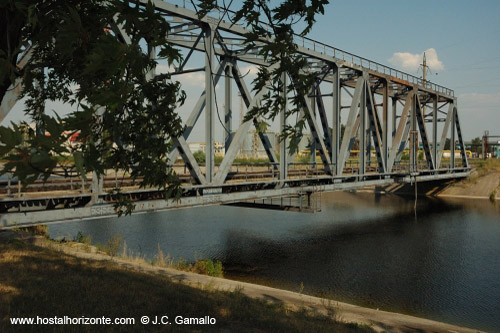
[155,64,175,74]
[388,48,444,72]
[177,71,206,88]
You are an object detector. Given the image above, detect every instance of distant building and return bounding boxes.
[187,142,224,155]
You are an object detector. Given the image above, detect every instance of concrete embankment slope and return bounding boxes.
[35,237,481,333]
[360,168,500,201]
[438,170,500,200]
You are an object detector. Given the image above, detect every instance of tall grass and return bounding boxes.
[75,234,223,277]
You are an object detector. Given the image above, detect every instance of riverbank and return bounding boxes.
[358,160,500,201]
[0,231,481,332]
[439,160,500,200]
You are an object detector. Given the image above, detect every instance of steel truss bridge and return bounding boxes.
[0,1,469,229]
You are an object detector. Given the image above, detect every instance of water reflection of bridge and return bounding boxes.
[0,1,469,228]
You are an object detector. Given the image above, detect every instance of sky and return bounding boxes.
[309,0,500,140]
[3,0,500,141]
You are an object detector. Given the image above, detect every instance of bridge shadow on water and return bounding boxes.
[220,191,500,332]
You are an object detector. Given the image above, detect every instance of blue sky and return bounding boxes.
[4,0,500,141]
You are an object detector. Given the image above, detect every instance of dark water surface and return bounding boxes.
[49,192,500,331]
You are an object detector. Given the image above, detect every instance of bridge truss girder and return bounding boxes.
[0,1,470,228]
[142,1,468,183]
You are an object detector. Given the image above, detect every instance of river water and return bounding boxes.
[49,192,500,331]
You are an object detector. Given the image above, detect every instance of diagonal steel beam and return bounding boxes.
[232,63,279,169]
[415,94,435,169]
[387,91,414,171]
[0,47,33,123]
[315,82,333,157]
[436,103,454,168]
[213,87,270,185]
[0,79,23,124]
[366,82,386,172]
[177,32,203,72]
[454,106,468,168]
[168,59,227,163]
[107,22,207,184]
[172,136,207,185]
[302,90,333,174]
[394,122,411,165]
[338,77,364,174]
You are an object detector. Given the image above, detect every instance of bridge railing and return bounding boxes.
[294,36,454,97]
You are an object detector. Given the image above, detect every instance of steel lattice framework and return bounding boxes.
[0,1,470,228]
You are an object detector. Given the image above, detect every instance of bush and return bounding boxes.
[192,259,223,277]
[233,156,270,164]
[75,231,92,245]
[105,235,123,257]
[193,150,205,164]
[96,234,123,257]
[296,153,311,163]
[18,225,49,238]
[74,232,92,252]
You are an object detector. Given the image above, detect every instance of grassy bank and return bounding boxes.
[0,232,371,332]
[469,158,500,173]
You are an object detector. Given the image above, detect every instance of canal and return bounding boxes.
[49,192,500,331]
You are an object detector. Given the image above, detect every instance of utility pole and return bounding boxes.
[483,130,489,159]
[419,53,431,110]
[421,53,428,87]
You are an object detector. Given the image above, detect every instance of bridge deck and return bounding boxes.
[0,166,469,229]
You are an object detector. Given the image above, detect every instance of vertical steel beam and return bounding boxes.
[410,90,417,173]
[279,72,288,180]
[451,104,456,169]
[359,76,367,177]
[392,97,397,140]
[332,64,340,174]
[224,62,233,151]
[382,80,388,169]
[146,44,156,81]
[433,96,438,171]
[204,25,215,183]
[91,107,105,202]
